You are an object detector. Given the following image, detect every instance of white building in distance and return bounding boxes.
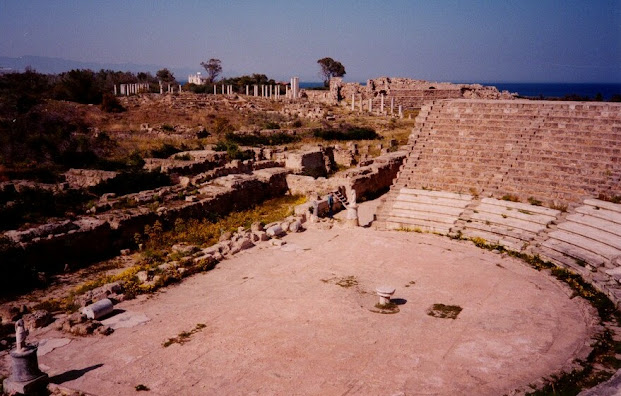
[188,72,208,85]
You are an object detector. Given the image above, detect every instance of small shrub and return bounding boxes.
[527,197,542,206]
[470,236,487,248]
[263,121,280,130]
[313,127,379,141]
[598,193,621,204]
[501,194,520,202]
[150,143,181,159]
[162,323,207,347]
[161,124,175,132]
[100,93,125,113]
[213,140,253,161]
[174,153,192,161]
[224,132,299,146]
[551,202,568,212]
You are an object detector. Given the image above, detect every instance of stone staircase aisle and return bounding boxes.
[374,101,437,228]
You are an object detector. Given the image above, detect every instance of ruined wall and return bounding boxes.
[337,151,408,200]
[329,77,516,110]
[0,168,289,292]
[64,169,119,189]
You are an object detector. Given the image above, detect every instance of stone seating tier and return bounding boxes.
[376,99,621,304]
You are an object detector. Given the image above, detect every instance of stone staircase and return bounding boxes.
[374,99,621,305]
[538,199,621,288]
[383,188,473,234]
[333,190,349,207]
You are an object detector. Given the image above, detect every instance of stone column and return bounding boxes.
[391,97,394,115]
[114,85,117,95]
[346,203,359,227]
[368,98,372,113]
[254,85,258,96]
[399,105,403,118]
[351,94,355,111]
[381,94,385,113]
[291,77,299,99]
[159,82,163,95]
[213,85,216,95]
[246,85,249,96]
[359,95,363,112]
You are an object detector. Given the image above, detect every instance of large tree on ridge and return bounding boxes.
[201,59,222,83]
[317,57,346,87]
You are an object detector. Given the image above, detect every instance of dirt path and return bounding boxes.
[26,224,597,395]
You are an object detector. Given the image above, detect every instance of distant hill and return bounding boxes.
[0,55,197,80]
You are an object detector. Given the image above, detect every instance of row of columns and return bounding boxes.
[114,82,183,96]
[114,83,150,96]
[211,78,301,101]
[159,82,182,94]
[350,93,403,117]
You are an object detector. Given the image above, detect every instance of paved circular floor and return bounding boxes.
[36,227,597,395]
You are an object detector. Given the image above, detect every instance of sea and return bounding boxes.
[300,81,621,101]
[482,82,621,101]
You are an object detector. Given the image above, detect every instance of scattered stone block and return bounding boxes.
[136,271,149,283]
[172,243,199,256]
[233,238,255,252]
[22,310,52,330]
[219,231,233,242]
[251,221,264,232]
[266,225,285,238]
[289,220,302,233]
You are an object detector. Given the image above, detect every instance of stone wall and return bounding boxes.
[329,77,516,110]
[63,169,119,189]
[0,168,288,292]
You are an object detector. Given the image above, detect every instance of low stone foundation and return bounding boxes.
[0,168,288,292]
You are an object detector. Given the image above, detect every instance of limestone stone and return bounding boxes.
[233,238,255,252]
[253,231,269,241]
[22,310,52,330]
[81,299,114,320]
[219,231,233,242]
[172,243,199,256]
[266,225,285,238]
[289,220,302,233]
[136,271,149,283]
[251,221,264,232]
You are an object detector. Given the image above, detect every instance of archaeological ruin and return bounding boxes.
[1,75,621,395]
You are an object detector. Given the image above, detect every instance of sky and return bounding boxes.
[1,0,620,83]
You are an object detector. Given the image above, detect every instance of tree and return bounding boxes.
[201,59,222,83]
[317,57,346,87]
[156,68,176,84]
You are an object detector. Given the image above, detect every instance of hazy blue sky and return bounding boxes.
[1,0,620,82]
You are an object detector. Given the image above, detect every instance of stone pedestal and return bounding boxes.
[3,346,49,395]
[376,286,396,305]
[346,204,359,227]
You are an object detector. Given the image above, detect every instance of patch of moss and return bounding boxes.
[427,304,462,319]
